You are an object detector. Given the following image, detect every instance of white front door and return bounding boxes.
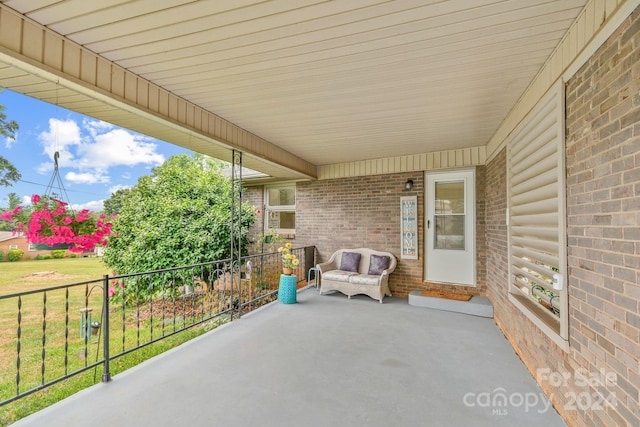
[425,170,475,286]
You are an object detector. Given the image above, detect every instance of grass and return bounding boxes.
[0,258,216,425]
[0,257,111,295]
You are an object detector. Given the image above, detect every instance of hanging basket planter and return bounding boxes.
[0,153,113,253]
[2,194,114,253]
[33,243,72,251]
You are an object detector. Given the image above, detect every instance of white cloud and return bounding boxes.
[83,118,114,138]
[76,128,165,169]
[108,184,131,195]
[71,199,104,212]
[65,170,110,185]
[38,118,81,167]
[5,132,17,148]
[34,117,166,195]
[20,193,103,212]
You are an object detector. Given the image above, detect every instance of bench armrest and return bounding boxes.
[317,260,337,274]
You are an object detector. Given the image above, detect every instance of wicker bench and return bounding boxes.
[317,248,397,303]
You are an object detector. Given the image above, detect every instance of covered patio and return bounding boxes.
[0,1,639,425]
[12,289,565,427]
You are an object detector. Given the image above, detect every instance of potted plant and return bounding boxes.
[277,243,299,304]
[255,228,285,253]
[278,243,299,275]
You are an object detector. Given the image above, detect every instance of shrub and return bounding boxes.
[0,250,4,261]
[43,254,52,260]
[35,254,44,260]
[52,250,66,259]
[7,248,24,262]
[69,253,77,258]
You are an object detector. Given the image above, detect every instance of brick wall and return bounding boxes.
[295,173,423,297]
[564,6,640,426]
[487,7,640,427]
[485,149,508,304]
[244,186,265,252]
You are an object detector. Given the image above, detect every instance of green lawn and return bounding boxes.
[0,257,216,425]
[0,257,111,295]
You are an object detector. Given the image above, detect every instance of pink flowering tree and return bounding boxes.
[0,194,113,253]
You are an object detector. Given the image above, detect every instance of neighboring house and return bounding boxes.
[0,231,100,260]
[0,231,53,260]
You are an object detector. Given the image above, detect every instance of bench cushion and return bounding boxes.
[323,270,357,283]
[348,274,380,286]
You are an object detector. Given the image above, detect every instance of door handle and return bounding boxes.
[427,219,430,229]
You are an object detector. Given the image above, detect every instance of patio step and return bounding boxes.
[408,290,493,318]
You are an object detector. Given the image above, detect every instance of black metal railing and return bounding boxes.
[0,246,315,406]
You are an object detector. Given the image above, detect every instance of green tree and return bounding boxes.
[193,152,227,171]
[0,102,20,187]
[0,157,20,187]
[103,188,131,215]
[6,192,21,209]
[102,154,255,299]
[0,192,31,231]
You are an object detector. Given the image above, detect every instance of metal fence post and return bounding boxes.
[102,274,111,383]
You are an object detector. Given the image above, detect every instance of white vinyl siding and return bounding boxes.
[507,81,568,349]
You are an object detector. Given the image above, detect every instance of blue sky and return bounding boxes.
[0,89,191,211]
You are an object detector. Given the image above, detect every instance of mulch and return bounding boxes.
[133,288,278,322]
[134,296,211,321]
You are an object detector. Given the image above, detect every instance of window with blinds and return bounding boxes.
[507,82,568,346]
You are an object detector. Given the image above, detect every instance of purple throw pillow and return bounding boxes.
[368,255,391,275]
[340,252,361,272]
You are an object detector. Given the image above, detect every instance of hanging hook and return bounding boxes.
[53,151,59,171]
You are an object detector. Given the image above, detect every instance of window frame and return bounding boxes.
[264,184,296,235]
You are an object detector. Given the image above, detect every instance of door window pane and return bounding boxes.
[435,216,465,250]
[434,180,465,250]
[435,181,465,214]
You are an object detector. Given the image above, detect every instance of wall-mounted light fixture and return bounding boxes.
[404,179,414,191]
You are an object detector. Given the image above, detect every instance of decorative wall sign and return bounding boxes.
[400,196,418,259]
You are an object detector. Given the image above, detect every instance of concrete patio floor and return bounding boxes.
[13,288,566,427]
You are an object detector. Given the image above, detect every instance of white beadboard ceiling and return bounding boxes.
[0,0,589,176]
